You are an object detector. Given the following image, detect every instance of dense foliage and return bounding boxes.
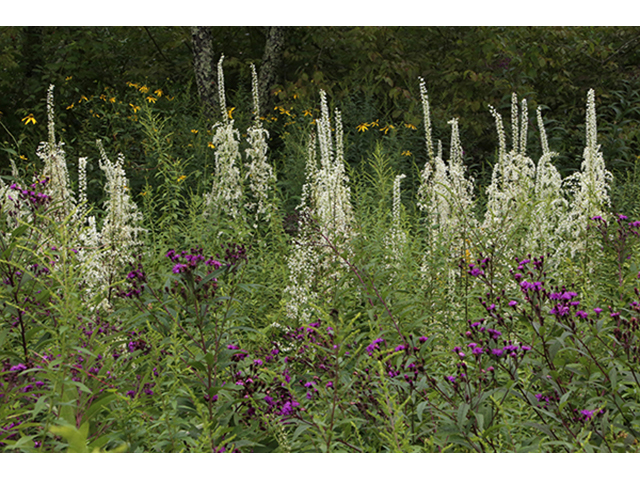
[2,27,640,452]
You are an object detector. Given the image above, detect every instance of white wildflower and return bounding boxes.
[205,55,243,218]
[244,64,276,220]
[562,89,613,257]
[285,91,354,323]
[97,140,145,276]
[384,174,407,272]
[36,84,75,217]
[419,77,434,161]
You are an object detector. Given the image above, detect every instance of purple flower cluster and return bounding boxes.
[166,247,222,273]
[7,178,51,211]
[366,338,385,355]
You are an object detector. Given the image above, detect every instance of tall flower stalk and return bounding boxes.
[285,91,354,323]
[36,85,75,219]
[384,174,407,274]
[244,63,276,222]
[562,89,614,257]
[206,55,243,219]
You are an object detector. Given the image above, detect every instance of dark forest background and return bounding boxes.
[1,26,640,214]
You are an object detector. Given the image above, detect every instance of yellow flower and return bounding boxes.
[19,155,27,160]
[401,150,412,156]
[191,129,198,134]
[99,94,107,101]
[126,81,139,88]
[154,89,163,97]
[109,97,116,103]
[275,106,292,117]
[139,85,149,94]
[227,107,236,119]
[22,114,36,125]
[65,76,73,81]
[66,103,74,110]
[129,103,140,113]
[79,95,89,103]
[293,93,298,99]
[303,109,312,117]
[208,142,215,149]
[404,123,417,130]
[166,95,174,101]
[380,124,395,134]
[146,96,157,104]
[356,123,369,133]
[177,175,187,183]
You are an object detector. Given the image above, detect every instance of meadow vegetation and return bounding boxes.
[2,34,640,451]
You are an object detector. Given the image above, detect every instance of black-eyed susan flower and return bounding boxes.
[404,123,417,130]
[130,104,140,113]
[208,142,215,149]
[146,96,157,104]
[154,89,163,97]
[66,103,74,110]
[109,97,116,103]
[177,175,187,183]
[139,85,149,94]
[303,109,312,117]
[22,114,36,125]
[65,76,73,81]
[228,107,236,119]
[191,129,198,134]
[356,123,369,133]
[380,124,395,134]
[401,150,412,156]
[79,95,89,103]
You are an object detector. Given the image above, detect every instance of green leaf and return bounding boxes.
[457,403,470,428]
[416,401,428,422]
[292,423,311,441]
[474,412,484,432]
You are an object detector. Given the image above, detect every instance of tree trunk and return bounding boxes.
[190,26,217,116]
[258,27,286,115]
[22,26,45,80]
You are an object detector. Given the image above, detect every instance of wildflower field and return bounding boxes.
[3,41,640,453]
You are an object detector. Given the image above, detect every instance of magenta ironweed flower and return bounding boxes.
[446,375,456,383]
[279,400,299,416]
[594,307,603,316]
[576,310,588,319]
[172,263,187,274]
[394,344,406,352]
[227,344,239,350]
[508,300,518,307]
[254,359,263,366]
[418,336,428,343]
[366,338,384,355]
[468,264,484,277]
